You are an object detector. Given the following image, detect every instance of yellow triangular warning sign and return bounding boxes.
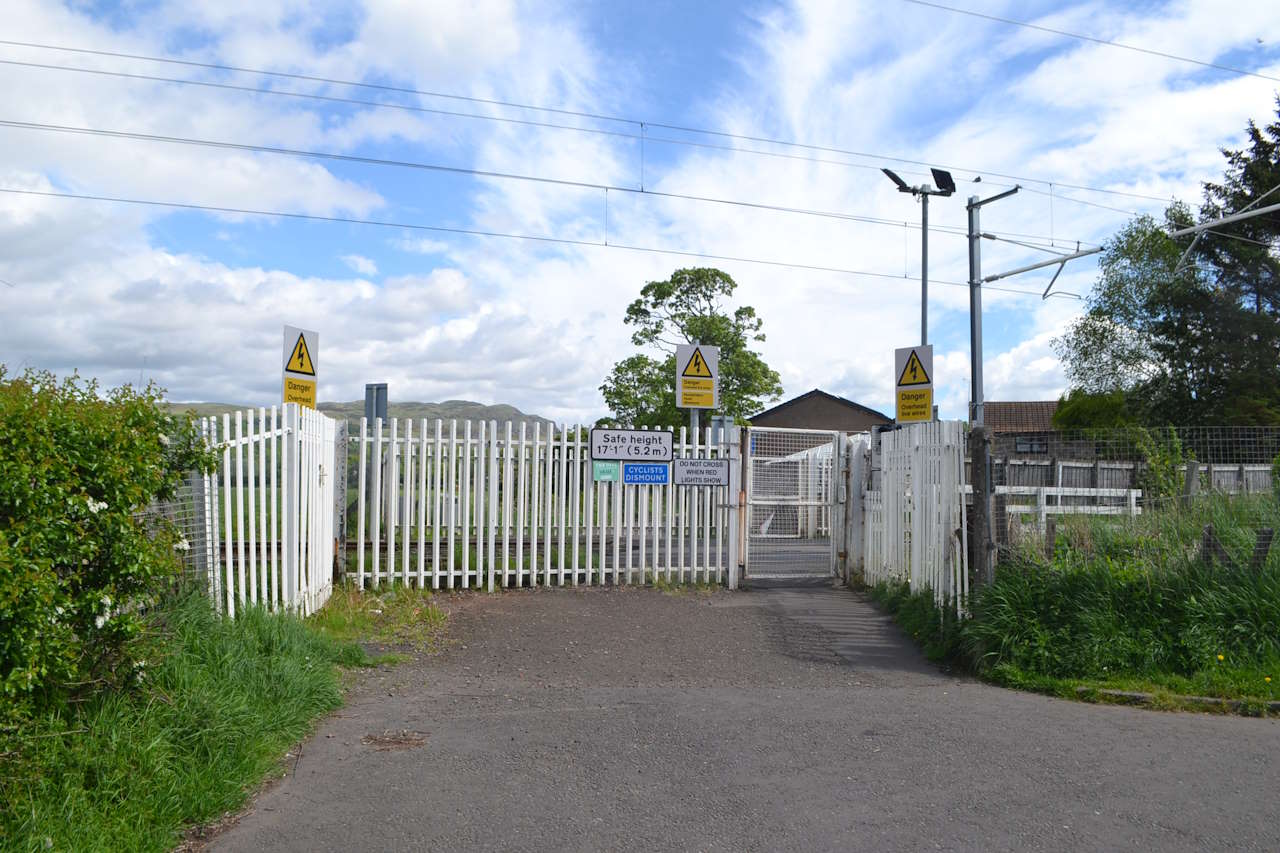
[897,349,930,386]
[681,347,713,378]
[286,333,316,376]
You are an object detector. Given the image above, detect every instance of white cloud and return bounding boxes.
[341,254,378,276]
[393,237,450,255]
[2,0,1277,425]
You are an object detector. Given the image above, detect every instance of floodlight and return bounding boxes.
[884,164,957,347]
[881,168,911,193]
[931,168,956,196]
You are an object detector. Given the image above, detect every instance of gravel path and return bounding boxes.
[210,583,1280,852]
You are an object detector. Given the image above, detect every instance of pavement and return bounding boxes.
[209,582,1280,852]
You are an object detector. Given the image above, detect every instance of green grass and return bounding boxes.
[310,582,447,653]
[866,494,1280,712]
[0,592,366,852]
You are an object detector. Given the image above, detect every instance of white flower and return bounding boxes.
[173,537,191,552]
[100,595,112,611]
[159,434,171,446]
[54,606,64,616]
[86,498,107,514]
[95,614,107,629]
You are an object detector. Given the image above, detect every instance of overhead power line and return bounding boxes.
[0,54,1162,227]
[899,0,1280,84]
[0,39,1178,205]
[0,186,1052,298]
[0,117,1097,248]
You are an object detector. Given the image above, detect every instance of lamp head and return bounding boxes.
[931,168,956,196]
[881,168,912,193]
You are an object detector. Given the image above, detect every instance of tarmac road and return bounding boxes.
[209,583,1280,852]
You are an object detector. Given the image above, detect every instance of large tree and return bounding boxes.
[1053,103,1280,426]
[599,268,783,428]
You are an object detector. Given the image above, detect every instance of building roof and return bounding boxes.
[984,400,1059,433]
[750,389,891,423]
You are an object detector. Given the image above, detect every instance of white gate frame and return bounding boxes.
[742,426,842,580]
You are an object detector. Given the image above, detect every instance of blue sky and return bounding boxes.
[2,0,1279,422]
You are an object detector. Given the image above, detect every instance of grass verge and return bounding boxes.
[0,591,366,852]
[311,582,448,655]
[866,496,1280,714]
[868,578,1279,713]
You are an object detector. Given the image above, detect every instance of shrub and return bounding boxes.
[1130,425,1185,501]
[0,368,214,712]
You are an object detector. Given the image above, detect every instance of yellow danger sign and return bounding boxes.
[680,380,715,407]
[286,333,316,376]
[681,347,713,378]
[896,388,932,422]
[283,376,317,409]
[897,349,930,386]
[282,325,319,410]
[675,343,720,410]
[894,344,934,424]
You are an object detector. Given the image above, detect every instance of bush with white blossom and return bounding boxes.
[0,368,215,711]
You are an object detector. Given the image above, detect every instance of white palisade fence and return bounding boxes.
[350,419,737,590]
[197,404,337,617]
[863,420,968,613]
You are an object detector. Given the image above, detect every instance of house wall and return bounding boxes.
[751,396,891,432]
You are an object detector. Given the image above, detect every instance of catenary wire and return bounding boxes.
[0,117,1100,249]
[0,39,1181,204]
[898,0,1280,84]
[0,186,1054,298]
[0,54,1131,222]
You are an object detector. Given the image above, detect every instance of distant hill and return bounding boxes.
[162,399,550,425]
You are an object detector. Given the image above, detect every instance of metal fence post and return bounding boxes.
[283,403,300,610]
[334,420,348,583]
[848,438,867,584]
[969,425,994,587]
[726,429,742,590]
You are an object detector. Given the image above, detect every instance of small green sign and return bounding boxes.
[593,461,620,482]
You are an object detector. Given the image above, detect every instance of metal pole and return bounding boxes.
[967,195,983,426]
[921,192,928,346]
[690,408,700,439]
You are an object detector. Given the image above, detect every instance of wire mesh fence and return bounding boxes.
[988,426,1279,572]
[136,472,213,592]
[745,427,838,577]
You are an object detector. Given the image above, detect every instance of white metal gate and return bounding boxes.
[862,420,968,614]
[196,404,338,617]
[347,420,742,590]
[744,427,840,579]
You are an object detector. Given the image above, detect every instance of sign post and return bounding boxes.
[894,344,933,424]
[282,325,319,409]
